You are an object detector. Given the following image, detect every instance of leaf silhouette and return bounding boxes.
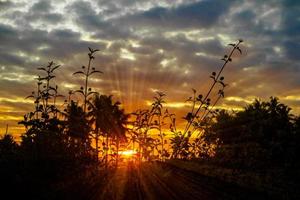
[89,70,103,75]
[185,97,192,102]
[37,67,46,71]
[49,86,57,92]
[25,95,34,99]
[74,90,84,95]
[73,71,85,75]
[236,47,242,54]
[50,65,60,72]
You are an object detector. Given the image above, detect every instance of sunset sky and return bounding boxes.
[0,0,300,136]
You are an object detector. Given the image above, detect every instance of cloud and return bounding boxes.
[283,41,300,61]
[0,1,13,11]
[0,24,18,41]
[30,0,52,13]
[67,1,132,40]
[24,1,63,24]
[119,0,236,30]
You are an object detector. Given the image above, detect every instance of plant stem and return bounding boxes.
[84,58,91,113]
[183,41,241,137]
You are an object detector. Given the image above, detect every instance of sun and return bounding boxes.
[118,149,137,157]
[118,150,138,162]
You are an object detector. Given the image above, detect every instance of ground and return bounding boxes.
[91,160,269,200]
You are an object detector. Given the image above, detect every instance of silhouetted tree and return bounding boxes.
[88,94,103,161]
[202,97,297,169]
[88,94,128,167]
[64,100,91,154]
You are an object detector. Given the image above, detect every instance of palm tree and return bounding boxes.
[64,100,90,150]
[111,105,128,166]
[0,134,18,156]
[88,94,103,161]
[88,94,128,167]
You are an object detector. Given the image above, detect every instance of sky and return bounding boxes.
[0,0,300,136]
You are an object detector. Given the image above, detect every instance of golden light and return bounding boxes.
[118,150,137,157]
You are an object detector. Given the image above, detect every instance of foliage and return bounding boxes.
[64,100,90,140]
[169,39,243,159]
[1,48,105,199]
[202,97,299,170]
[88,94,129,166]
[130,92,174,161]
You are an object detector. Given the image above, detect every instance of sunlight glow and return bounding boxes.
[120,48,136,61]
[0,72,35,83]
[0,115,23,121]
[129,40,141,48]
[214,105,244,111]
[118,150,137,157]
[15,51,41,62]
[0,97,33,104]
[217,34,233,45]
[243,66,260,72]
[225,96,253,104]
[160,58,176,68]
[283,95,300,101]
[63,83,77,89]
[37,45,50,50]
[145,100,190,108]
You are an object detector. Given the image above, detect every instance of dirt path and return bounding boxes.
[146,162,268,200]
[92,161,268,200]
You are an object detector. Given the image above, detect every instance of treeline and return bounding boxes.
[205,97,300,171]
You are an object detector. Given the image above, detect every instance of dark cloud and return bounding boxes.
[0,23,104,66]
[96,0,198,17]
[283,41,300,61]
[0,51,25,66]
[14,0,63,25]
[120,0,236,30]
[30,0,52,13]
[68,1,132,39]
[0,24,18,40]
[0,1,13,11]
[280,1,300,61]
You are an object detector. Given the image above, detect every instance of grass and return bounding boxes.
[166,159,299,199]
